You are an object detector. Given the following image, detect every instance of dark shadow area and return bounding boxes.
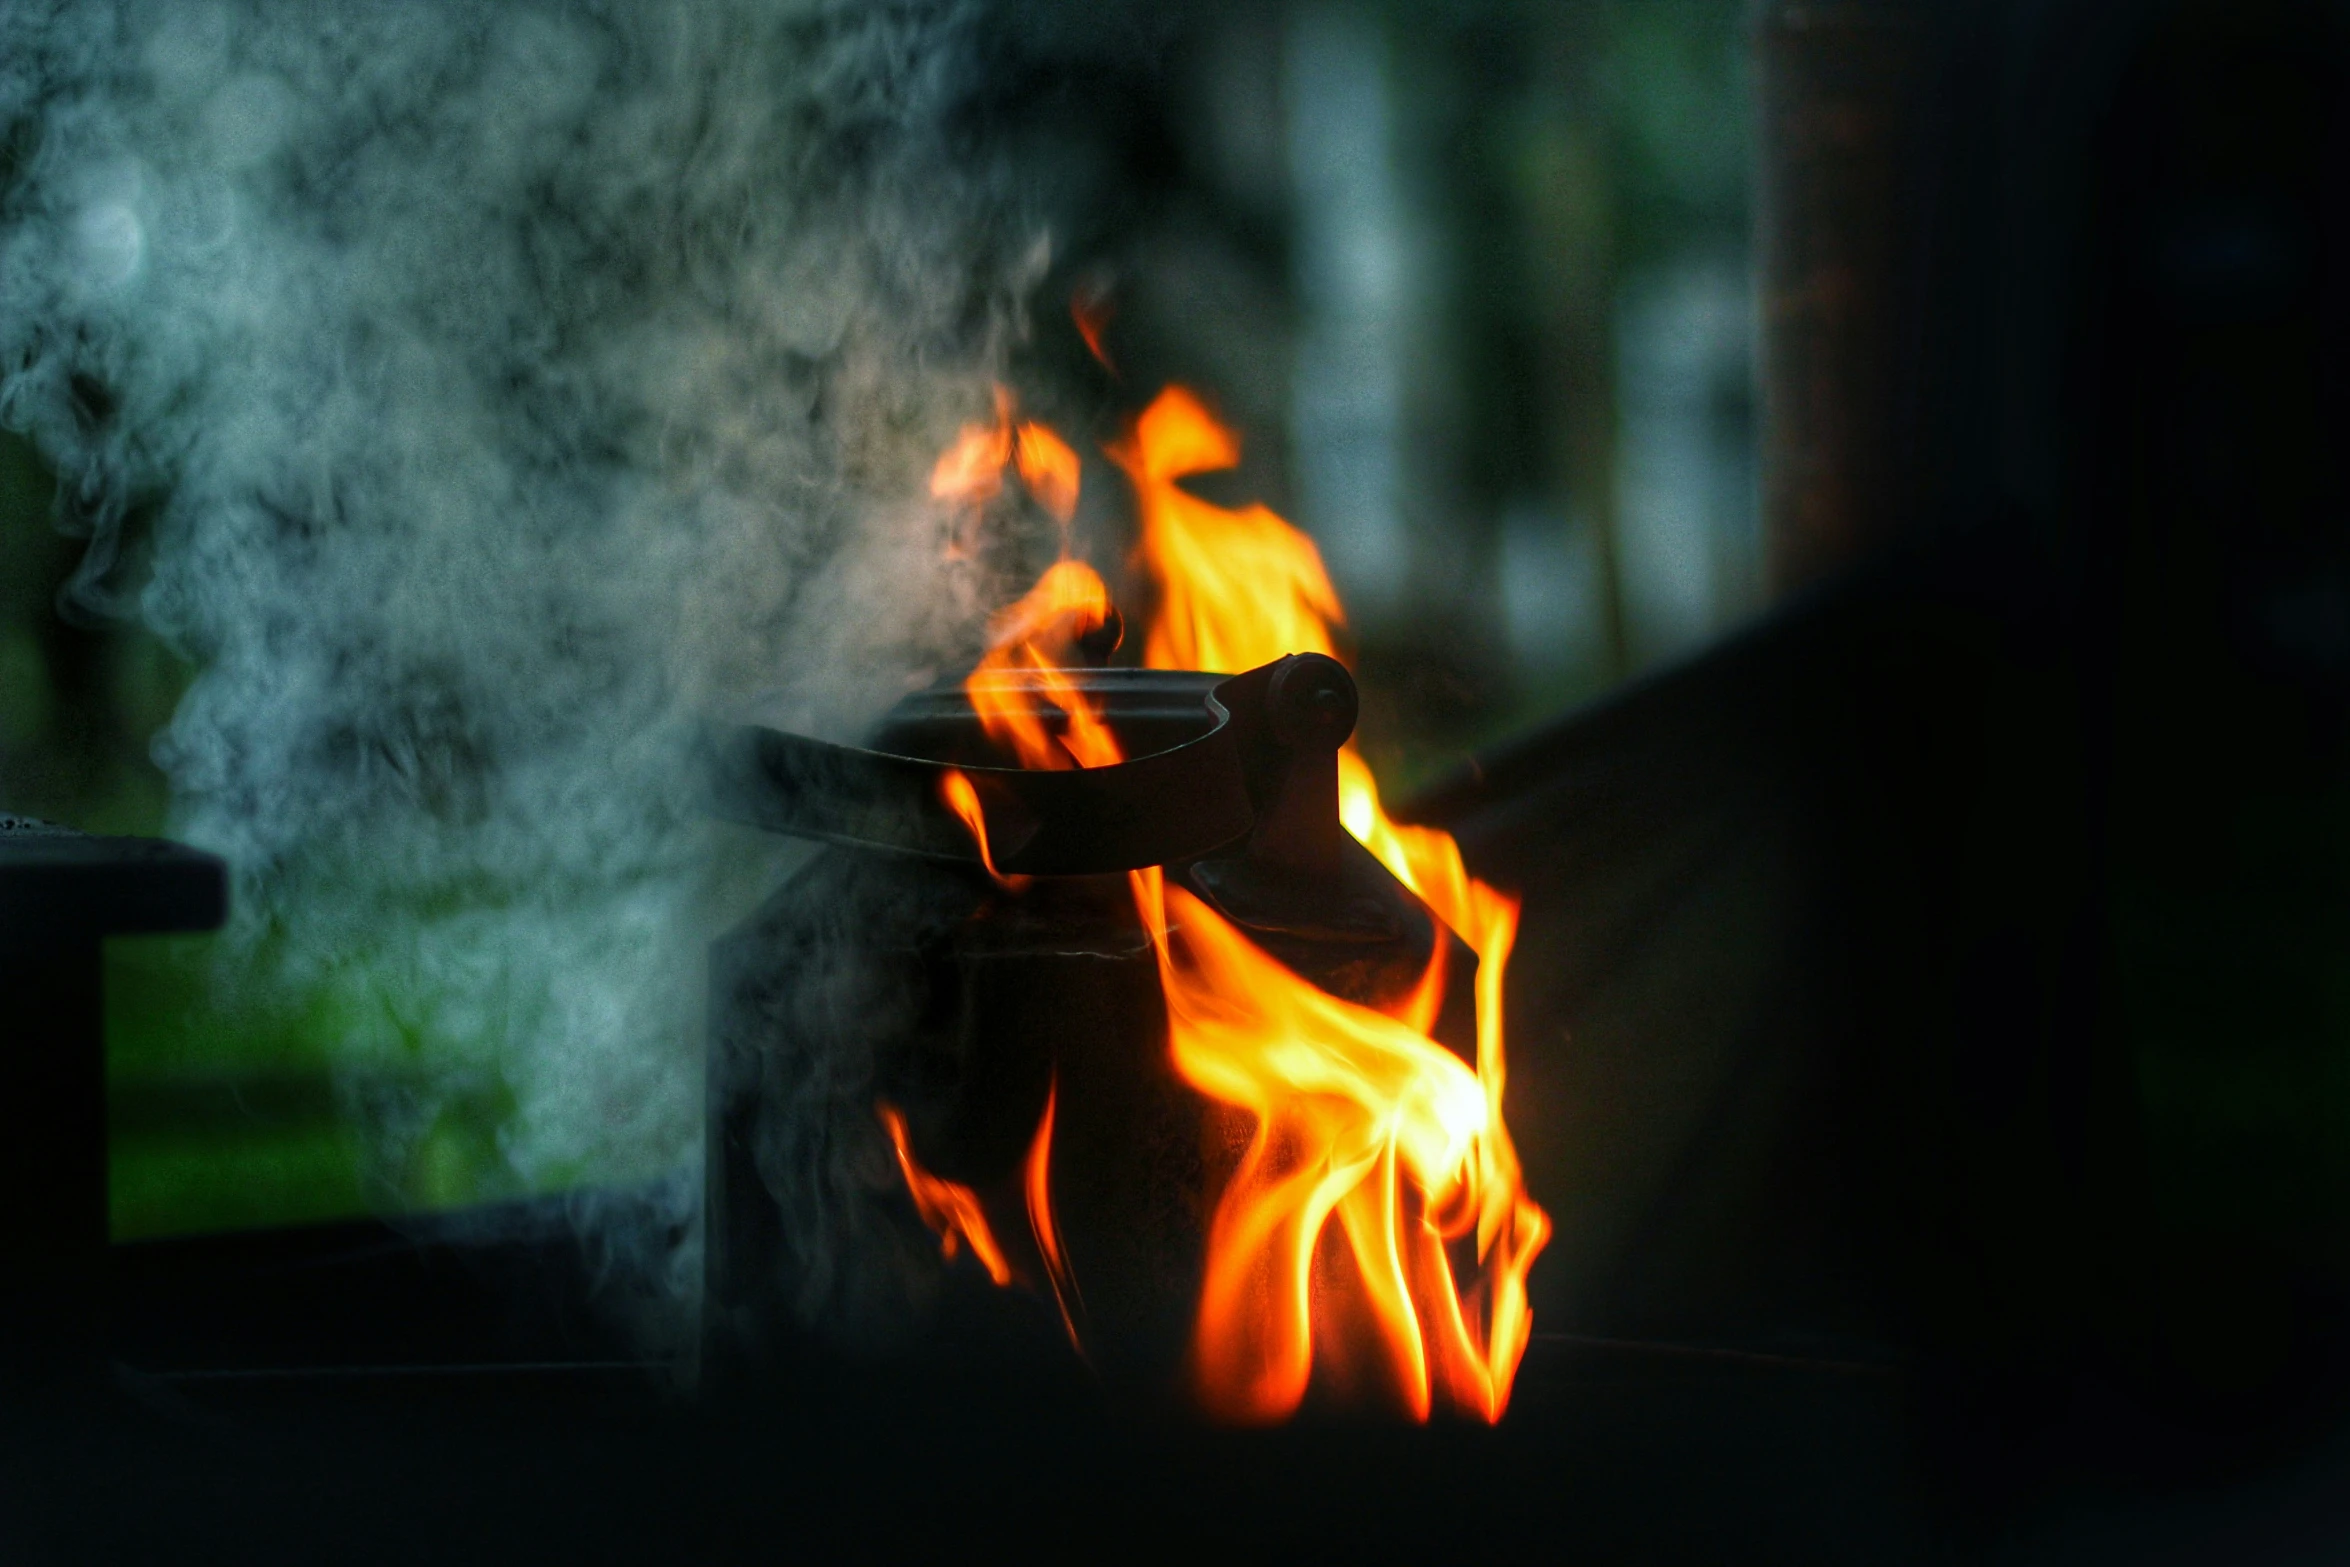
[5,0,2350,1561]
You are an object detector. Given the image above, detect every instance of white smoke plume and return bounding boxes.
[0,0,1049,1323]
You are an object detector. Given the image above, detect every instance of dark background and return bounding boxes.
[5,0,2350,1559]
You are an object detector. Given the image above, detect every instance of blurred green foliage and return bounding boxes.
[101,931,524,1240]
[1,430,383,1237]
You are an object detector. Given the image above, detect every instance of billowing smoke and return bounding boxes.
[0,0,1048,1331]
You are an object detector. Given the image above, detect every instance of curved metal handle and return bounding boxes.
[707,654,1354,876]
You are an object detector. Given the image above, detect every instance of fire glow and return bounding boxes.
[884,373,1549,1424]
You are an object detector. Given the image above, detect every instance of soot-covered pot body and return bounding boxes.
[704,659,1474,1391]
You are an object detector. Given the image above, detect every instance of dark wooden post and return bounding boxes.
[1754,0,1932,595]
[0,815,224,1357]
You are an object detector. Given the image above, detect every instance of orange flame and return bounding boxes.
[930,385,1017,509]
[897,378,1546,1423]
[1126,866,1535,1420]
[964,559,1121,772]
[878,1102,1013,1287]
[1072,284,1116,373]
[1118,386,1549,1424]
[1025,1077,1084,1349]
[1107,387,1347,674]
[930,384,1085,529]
[1015,422,1080,524]
[939,769,1028,891]
[883,1068,1083,1355]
